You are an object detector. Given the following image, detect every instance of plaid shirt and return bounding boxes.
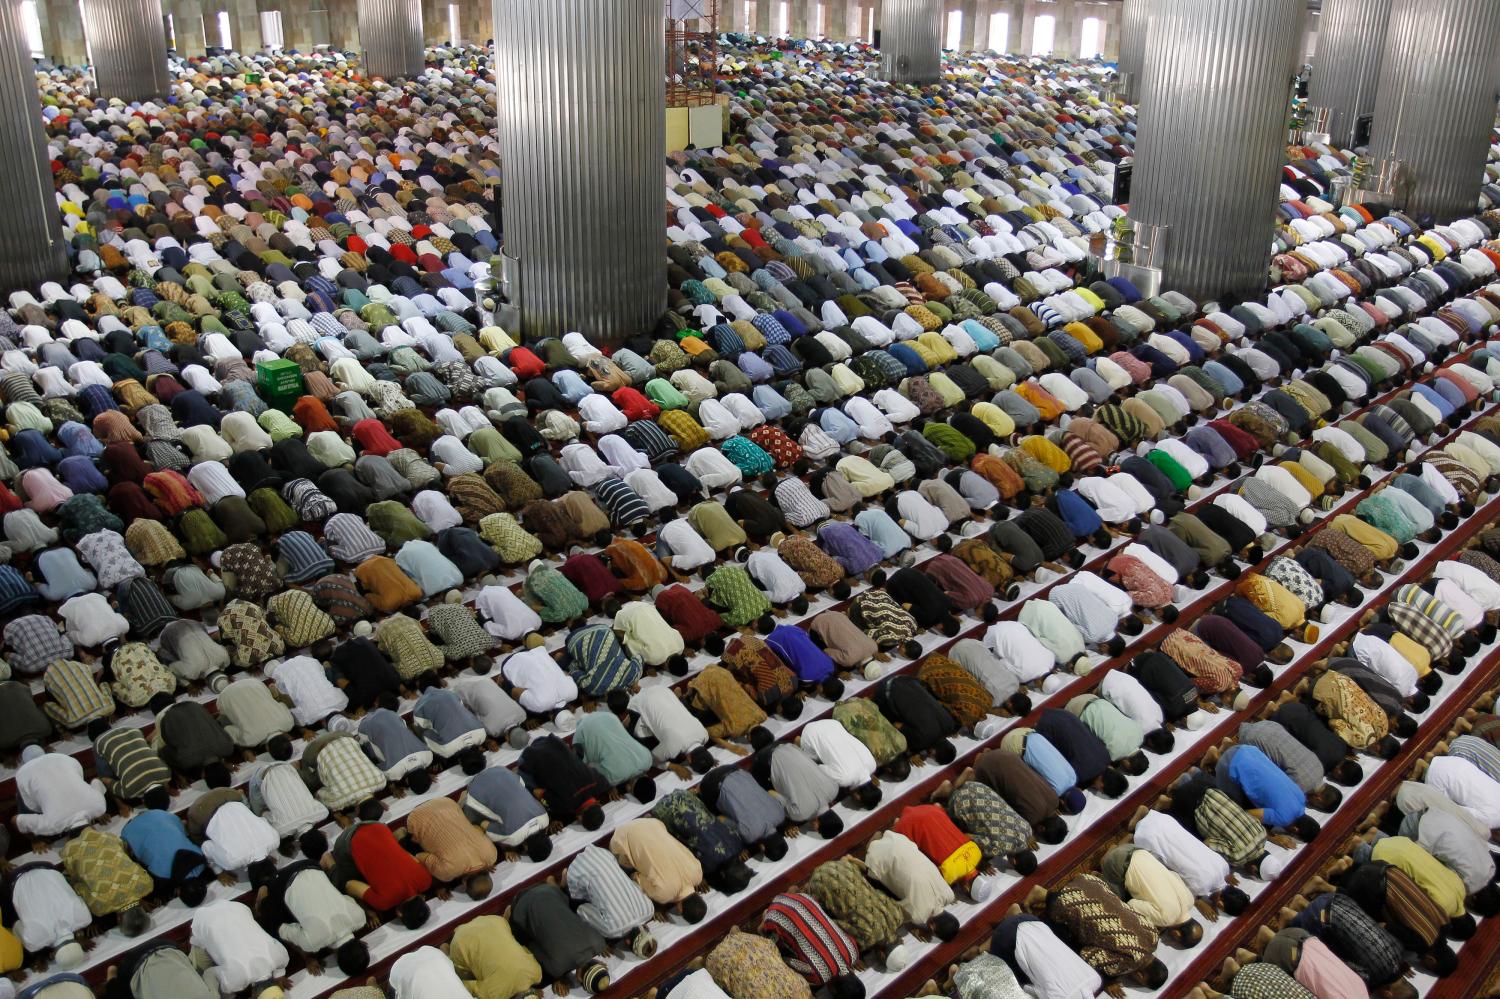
[303,732,387,810]
[43,658,115,728]
[4,614,73,674]
[1297,892,1404,986]
[1194,787,1266,867]
[947,780,1031,860]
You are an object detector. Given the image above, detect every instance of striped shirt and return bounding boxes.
[94,726,171,800]
[43,658,115,728]
[760,892,860,986]
[566,844,654,939]
[592,476,650,527]
[565,623,643,697]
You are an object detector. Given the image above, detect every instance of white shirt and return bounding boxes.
[720,393,766,430]
[1433,561,1500,611]
[684,448,743,491]
[844,396,894,438]
[187,461,246,505]
[1420,463,1462,506]
[630,685,709,763]
[190,900,290,995]
[1256,465,1311,508]
[392,946,478,999]
[597,435,650,476]
[1073,571,1134,618]
[666,969,733,999]
[1156,438,1209,480]
[872,388,921,423]
[746,549,806,604]
[202,800,281,873]
[1121,543,1182,585]
[268,655,349,726]
[696,398,741,440]
[1426,755,1500,828]
[411,490,463,531]
[1351,633,1418,697]
[985,621,1056,684]
[658,518,717,571]
[1013,920,1103,999]
[501,646,578,714]
[14,752,106,836]
[58,592,130,646]
[1212,492,1269,537]
[895,491,949,541]
[278,867,366,953]
[1313,426,1366,463]
[627,468,680,513]
[10,866,91,953]
[559,443,612,487]
[1098,669,1164,733]
[1109,473,1157,515]
[577,394,627,434]
[1435,578,1485,628]
[475,584,543,640]
[1133,810,1231,898]
[1075,476,1137,524]
[799,718,877,788]
[865,831,954,923]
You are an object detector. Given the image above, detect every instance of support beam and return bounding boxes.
[1117,0,1148,102]
[493,0,666,345]
[1367,0,1500,222]
[0,0,67,289]
[878,0,941,82]
[80,0,171,99]
[1129,0,1300,302]
[1307,0,1390,148]
[359,0,423,77]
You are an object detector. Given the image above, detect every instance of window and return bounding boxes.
[945,9,962,49]
[813,1,824,37]
[774,0,788,35]
[216,9,232,49]
[448,2,460,44]
[988,10,1008,52]
[742,0,752,30]
[1079,16,1102,59]
[1031,13,1053,55]
[20,0,43,58]
[164,11,175,50]
[259,10,282,48]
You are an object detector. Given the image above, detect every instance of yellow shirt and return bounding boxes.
[1373,836,1467,917]
[449,916,543,999]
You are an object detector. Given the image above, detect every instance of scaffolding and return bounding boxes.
[665,0,719,107]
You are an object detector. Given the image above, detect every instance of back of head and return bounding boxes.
[581,803,605,831]
[681,892,707,923]
[818,810,844,839]
[399,897,430,930]
[336,939,370,977]
[524,831,553,864]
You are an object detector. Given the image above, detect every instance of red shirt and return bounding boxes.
[893,804,970,866]
[350,823,432,911]
[612,387,660,422]
[654,584,724,643]
[352,418,402,456]
[559,553,623,604]
[506,347,545,380]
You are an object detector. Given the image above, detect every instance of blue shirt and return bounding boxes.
[122,809,205,880]
[1222,744,1305,828]
[765,624,835,684]
[853,509,911,558]
[552,369,594,404]
[1021,732,1078,796]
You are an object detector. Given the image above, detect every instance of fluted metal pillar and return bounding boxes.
[80,0,170,99]
[359,0,423,77]
[493,0,665,345]
[1130,0,1300,302]
[1308,0,1390,148]
[878,0,941,82]
[1117,0,1149,102]
[0,0,65,289]
[1368,0,1500,222]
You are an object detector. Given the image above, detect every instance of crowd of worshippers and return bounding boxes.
[4,31,1500,999]
[1156,699,1500,999]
